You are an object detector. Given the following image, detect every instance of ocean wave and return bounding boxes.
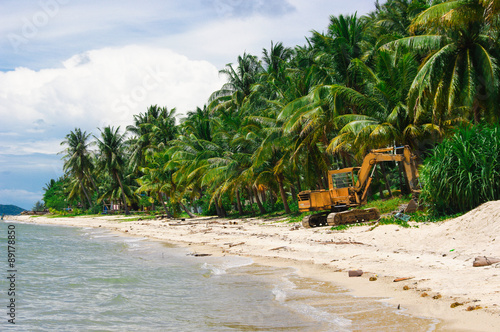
[201,256,254,276]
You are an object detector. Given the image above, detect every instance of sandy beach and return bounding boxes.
[9,201,500,331]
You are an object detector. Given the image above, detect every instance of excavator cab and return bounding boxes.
[327,168,358,207]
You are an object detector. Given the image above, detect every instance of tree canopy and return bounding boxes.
[47,0,500,217]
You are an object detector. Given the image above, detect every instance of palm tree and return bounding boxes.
[136,151,175,217]
[127,105,178,173]
[182,105,212,141]
[212,53,263,101]
[371,0,431,38]
[311,13,369,88]
[60,128,95,208]
[325,50,435,157]
[387,0,500,124]
[95,126,130,214]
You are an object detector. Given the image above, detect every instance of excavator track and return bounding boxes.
[327,208,380,226]
[301,212,330,228]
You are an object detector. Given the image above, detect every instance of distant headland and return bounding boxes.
[0,204,26,216]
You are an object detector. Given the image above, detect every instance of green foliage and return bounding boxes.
[197,195,218,216]
[32,201,46,212]
[421,124,500,215]
[378,216,411,228]
[330,222,365,231]
[410,211,463,223]
[362,194,413,214]
[43,177,73,211]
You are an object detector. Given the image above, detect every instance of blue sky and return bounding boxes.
[0,0,377,210]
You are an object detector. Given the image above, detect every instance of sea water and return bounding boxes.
[0,221,436,331]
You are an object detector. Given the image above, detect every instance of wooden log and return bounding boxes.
[269,246,287,251]
[473,256,500,267]
[227,242,245,248]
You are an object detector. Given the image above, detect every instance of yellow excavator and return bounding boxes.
[298,146,420,228]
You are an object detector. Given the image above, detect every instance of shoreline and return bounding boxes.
[7,206,500,331]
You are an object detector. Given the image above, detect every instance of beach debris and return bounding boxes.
[189,253,212,257]
[397,304,401,310]
[403,285,410,290]
[169,222,196,226]
[404,199,418,213]
[466,305,482,311]
[392,199,419,215]
[433,294,442,299]
[394,212,411,222]
[226,242,245,248]
[472,256,500,267]
[348,270,363,277]
[393,277,414,282]
[269,246,287,251]
[369,276,377,281]
[451,302,463,308]
[421,292,429,297]
[318,240,366,245]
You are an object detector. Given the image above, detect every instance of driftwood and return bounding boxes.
[393,277,414,282]
[269,246,287,251]
[226,242,245,248]
[473,256,500,267]
[189,253,212,257]
[319,241,365,245]
[348,270,363,277]
[168,222,198,226]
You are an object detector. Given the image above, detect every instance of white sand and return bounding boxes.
[9,201,500,331]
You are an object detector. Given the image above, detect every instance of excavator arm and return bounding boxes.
[354,146,420,203]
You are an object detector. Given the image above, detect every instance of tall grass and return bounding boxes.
[421,124,500,215]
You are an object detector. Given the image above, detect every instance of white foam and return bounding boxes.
[272,286,288,302]
[201,262,227,275]
[200,256,254,276]
[288,303,352,331]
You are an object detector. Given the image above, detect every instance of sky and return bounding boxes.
[0,0,377,210]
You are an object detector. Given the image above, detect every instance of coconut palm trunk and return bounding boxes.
[277,174,291,214]
[160,193,173,218]
[115,173,129,215]
[179,202,196,218]
[253,185,266,214]
[236,189,244,215]
[80,179,93,208]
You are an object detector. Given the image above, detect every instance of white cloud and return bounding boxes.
[159,0,376,68]
[0,44,225,153]
[0,189,42,209]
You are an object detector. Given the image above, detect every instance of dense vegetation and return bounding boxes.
[421,125,500,215]
[44,0,500,217]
